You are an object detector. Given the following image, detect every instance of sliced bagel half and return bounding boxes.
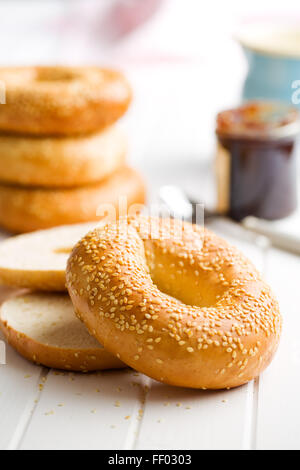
[0,222,98,291]
[0,292,126,371]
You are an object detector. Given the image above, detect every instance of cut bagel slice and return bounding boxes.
[0,222,98,291]
[0,292,126,371]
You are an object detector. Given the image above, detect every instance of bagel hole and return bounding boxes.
[143,241,227,309]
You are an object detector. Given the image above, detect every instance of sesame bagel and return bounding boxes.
[0,292,126,371]
[0,125,127,187]
[66,216,282,390]
[0,66,131,135]
[0,166,146,233]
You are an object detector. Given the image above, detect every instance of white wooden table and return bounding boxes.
[0,218,299,450]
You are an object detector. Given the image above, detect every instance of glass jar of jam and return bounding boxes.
[215,101,300,221]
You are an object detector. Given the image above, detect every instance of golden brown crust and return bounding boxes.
[0,125,127,187]
[0,166,146,233]
[0,66,132,135]
[66,216,282,390]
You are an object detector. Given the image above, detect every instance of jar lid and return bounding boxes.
[216,101,300,140]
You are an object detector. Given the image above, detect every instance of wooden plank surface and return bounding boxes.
[256,248,300,450]
[20,369,149,450]
[135,379,258,450]
[0,331,44,450]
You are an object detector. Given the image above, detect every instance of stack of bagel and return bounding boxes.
[0,66,145,233]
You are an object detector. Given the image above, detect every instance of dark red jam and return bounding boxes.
[216,101,300,221]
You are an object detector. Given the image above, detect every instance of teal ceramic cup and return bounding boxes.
[237,24,300,107]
